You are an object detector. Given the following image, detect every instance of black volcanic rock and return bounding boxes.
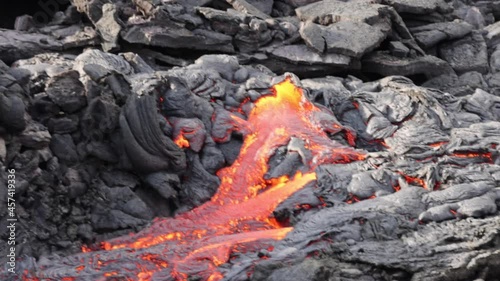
[46,71,87,113]
[49,134,79,163]
[439,31,489,74]
[296,0,385,24]
[122,22,235,52]
[0,92,26,133]
[80,97,120,141]
[0,29,62,63]
[179,152,220,209]
[410,20,473,49]
[300,20,388,58]
[19,121,51,149]
[381,0,450,14]
[269,44,359,68]
[362,51,452,78]
[143,172,180,200]
[120,94,187,174]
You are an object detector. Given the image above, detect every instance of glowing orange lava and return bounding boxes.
[22,77,364,281]
[428,141,448,148]
[173,130,191,148]
[451,152,493,163]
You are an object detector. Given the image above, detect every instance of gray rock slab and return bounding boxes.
[269,44,355,66]
[296,0,385,25]
[45,71,87,113]
[484,20,500,48]
[95,4,122,51]
[0,29,62,64]
[363,51,452,78]
[300,20,387,58]
[122,23,234,52]
[226,0,272,19]
[381,0,450,14]
[439,32,488,74]
[411,21,473,49]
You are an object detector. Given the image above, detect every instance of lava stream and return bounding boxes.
[23,77,364,281]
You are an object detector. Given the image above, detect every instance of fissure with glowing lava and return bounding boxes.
[23,77,365,281]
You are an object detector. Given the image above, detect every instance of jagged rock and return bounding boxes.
[135,49,190,68]
[30,93,61,123]
[484,20,500,47]
[247,0,274,15]
[74,49,133,76]
[410,21,473,49]
[269,44,358,68]
[19,121,51,149]
[48,116,79,134]
[226,0,272,19]
[279,0,321,8]
[234,18,273,52]
[451,71,488,97]
[388,41,410,58]
[83,141,118,163]
[381,0,450,14]
[200,144,226,174]
[120,52,155,73]
[80,97,120,141]
[157,74,214,131]
[94,4,122,51]
[100,170,138,189]
[98,183,154,220]
[164,68,226,100]
[424,71,488,97]
[77,224,93,241]
[490,48,500,73]
[296,0,385,24]
[463,89,500,121]
[217,137,243,166]
[0,92,26,133]
[71,0,109,23]
[0,29,62,63]
[45,70,87,113]
[104,73,133,106]
[463,6,486,29]
[63,168,88,199]
[49,25,100,49]
[193,55,241,82]
[49,134,79,163]
[91,207,146,231]
[122,22,235,52]
[14,15,36,32]
[179,152,220,208]
[300,20,387,58]
[439,32,488,75]
[363,51,452,78]
[143,172,180,200]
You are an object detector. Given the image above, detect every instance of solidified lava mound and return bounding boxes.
[1,1,500,281]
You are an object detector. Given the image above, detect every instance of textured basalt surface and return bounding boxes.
[0,0,499,281]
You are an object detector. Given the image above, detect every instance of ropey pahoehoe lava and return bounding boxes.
[21,77,365,281]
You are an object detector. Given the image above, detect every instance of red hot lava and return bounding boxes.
[22,77,364,281]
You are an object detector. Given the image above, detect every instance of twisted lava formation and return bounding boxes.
[22,77,365,281]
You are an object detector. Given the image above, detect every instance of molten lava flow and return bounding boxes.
[174,133,190,148]
[22,77,364,281]
[451,151,493,163]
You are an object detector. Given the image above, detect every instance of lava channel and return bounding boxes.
[22,77,365,281]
